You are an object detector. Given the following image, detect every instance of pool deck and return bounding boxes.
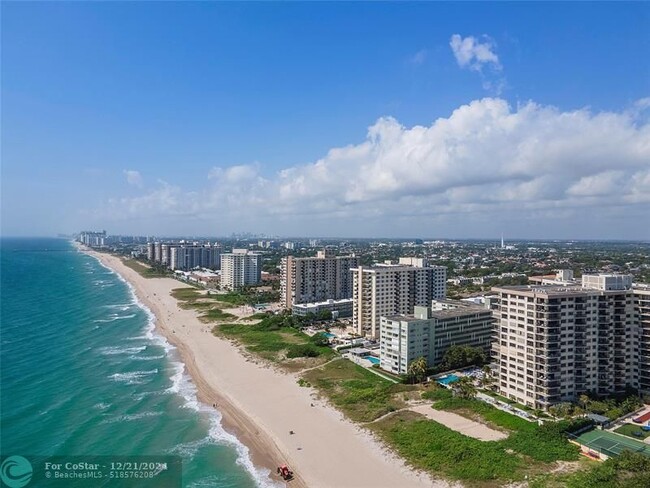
[409,404,508,441]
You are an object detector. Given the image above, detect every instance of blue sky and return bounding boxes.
[2,2,649,239]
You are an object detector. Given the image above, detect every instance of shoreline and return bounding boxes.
[83,247,444,488]
[83,247,291,487]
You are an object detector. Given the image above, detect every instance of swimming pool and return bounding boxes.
[366,356,380,365]
[323,333,335,338]
[437,374,460,385]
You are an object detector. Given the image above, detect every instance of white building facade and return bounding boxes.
[220,249,262,290]
[380,300,494,375]
[352,258,447,338]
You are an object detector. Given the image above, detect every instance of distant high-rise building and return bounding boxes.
[78,230,107,247]
[154,242,163,263]
[221,249,262,290]
[352,258,447,338]
[146,242,155,261]
[281,250,360,309]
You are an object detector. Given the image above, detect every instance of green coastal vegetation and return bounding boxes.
[212,315,335,363]
[547,392,645,421]
[122,258,169,278]
[530,451,650,488]
[166,284,649,487]
[301,359,422,422]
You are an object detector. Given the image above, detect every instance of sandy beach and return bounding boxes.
[85,249,446,488]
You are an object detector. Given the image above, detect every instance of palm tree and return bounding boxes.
[455,376,477,399]
[407,356,428,384]
[579,394,590,412]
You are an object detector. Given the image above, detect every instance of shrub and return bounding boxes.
[286,344,322,358]
[422,388,453,401]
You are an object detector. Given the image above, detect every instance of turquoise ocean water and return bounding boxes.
[1,238,278,488]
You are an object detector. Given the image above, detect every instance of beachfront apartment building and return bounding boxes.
[491,274,643,410]
[148,242,222,271]
[635,285,650,395]
[379,299,494,375]
[292,298,354,319]
[352,258,447,338]
[280,250,360,309]
[220,249,262,290]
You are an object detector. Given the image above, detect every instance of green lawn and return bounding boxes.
[614,423,650,440]
[301,359,418,422]
[432,397,536,432]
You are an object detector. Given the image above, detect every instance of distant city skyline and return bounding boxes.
[2,2,649,239]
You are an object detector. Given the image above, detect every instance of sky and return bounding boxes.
[2,2,649,240]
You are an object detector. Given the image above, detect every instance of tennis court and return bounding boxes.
[573,429,650,458]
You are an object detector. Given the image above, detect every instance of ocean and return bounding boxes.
[0,238,278,488]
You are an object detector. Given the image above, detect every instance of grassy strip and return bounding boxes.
[213,321,335,362]
[613,422,650,440]
[371,411,524,483]
[432,396,536,432]
[123,259,168,278]
[199,309,237,322]
[301,359,417,422]
[421,387,453,402]
[171,288,206,301]
[240,312,271,321]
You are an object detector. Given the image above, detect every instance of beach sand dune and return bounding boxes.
[88,251,447,488]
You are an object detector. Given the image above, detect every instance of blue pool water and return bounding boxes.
[437,374,460,385]
[323,333,335,338]
[366,356,380,365]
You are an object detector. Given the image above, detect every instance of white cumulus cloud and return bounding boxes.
[101,98,650,237]
[450,34,501,72]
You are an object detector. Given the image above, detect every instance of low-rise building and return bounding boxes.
[292,298,353,319]
[379,299,494,375]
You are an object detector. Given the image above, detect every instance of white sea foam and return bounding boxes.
[87,252,281,488]
[93,313,136,323]
[109,369,158,385]
[101,411,163,424]
[99,345,147,356]
[129,354,165,361]
[93,402,111,410]
[103,304,133,312]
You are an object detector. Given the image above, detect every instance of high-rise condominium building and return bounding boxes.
[635,285,650,395]
[280,250,360,309]
[147,242,155,261]
[220,249,262,290]
[492,274,643,410]
[380,299,494,375]
[154,242,163,263]
[169,244,222,271]
[352,258,447,338]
